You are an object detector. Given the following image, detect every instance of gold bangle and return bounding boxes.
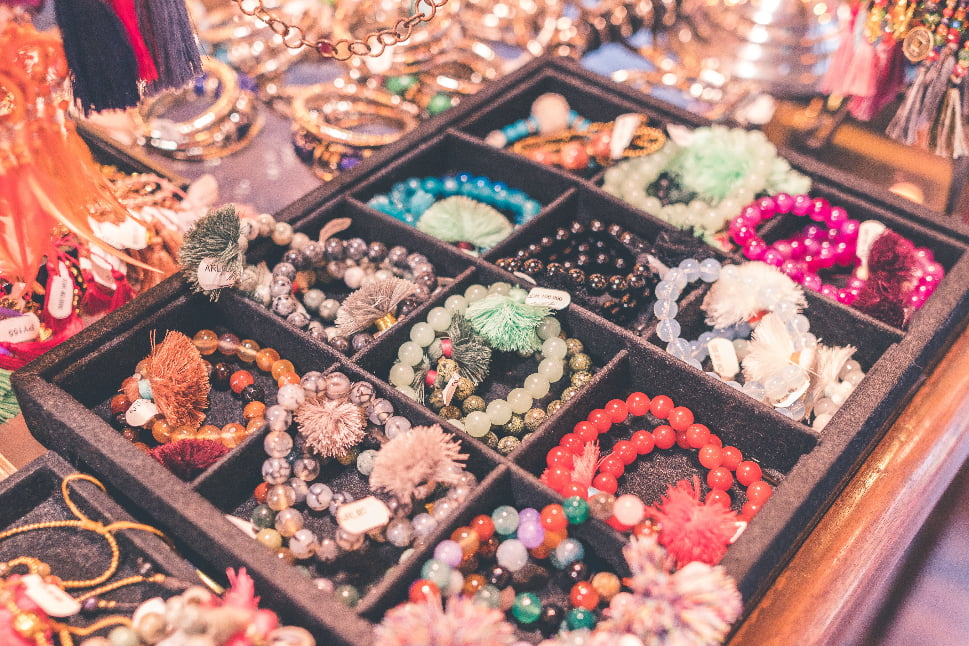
[290,84,420,148]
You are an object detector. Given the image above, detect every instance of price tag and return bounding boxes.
[125,398,159,427]
[707,338,739,379]
[225,514,257,538]
[335,496,392,535]
[21,574,82,617]
[442,372,462,406]
[855,220,887,280]
[525,287,571,310]
[197,257,236,290]
[0,313,40,343]
[774,376,810,408]
[610,113,644,160]
[46,267,74,320]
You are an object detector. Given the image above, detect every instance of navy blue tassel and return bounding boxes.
[135,0,204,95]
[54,0,141,113]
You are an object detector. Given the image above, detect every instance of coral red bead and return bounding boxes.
[110,393,131,416]
[631,430,655,454]
[721,446,743,470]
[570,581,600,610]
[735,461,763,486]
[409,579,439,603]
[545,467,572,492]
[626,391,650,416]
[254,482,269,504]
[562,482,589,499]
[667,406,694,431]
[229,370,255,394]
[653,425,676,449]
[587,409,612,434]
[698,444,723,469]
[540,504,568,532]
[574,421,598,443]
[649,395,674,419]
[612,440,637,465]
[547,447,574,469]
[741,501,762,521]
[592,473,618,494]
[706,434,723,448]
[605,399,628,424]
[706,489,731,507]
[686,423,711,449]
[747,480,773,505]
[559,433,584,453]
[675,431,691,449]
[598,455,624,478]
[708,467,734,491]
[470,515,495,540]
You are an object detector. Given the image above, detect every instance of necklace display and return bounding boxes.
[388,282,595,454]
[494,220,660,323]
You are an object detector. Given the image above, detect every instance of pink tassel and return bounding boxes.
[820,4,861,95]
[841,36,878,99]
[848,39,906,120]
[648,477,739,567]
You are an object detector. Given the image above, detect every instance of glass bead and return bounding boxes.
[462,411,491,438]
[464,284,488,302]
[566,607,596,630]
[524,374,551,399]
[588,492,615,520]
[397,341,424,366]
[496,538,529,572]
[324,372,352,400]
[272,222,294,246]
[386,518,414,547]
[542,337,568,360]
[410,322,436,346]
[430,498,456,522]
[335,528,365,551]
[266,484,296,511]
[334,584,359,608]
[251,504,275,530]
[287,477,308,505]
[192,329,219,355]
[256,528,283,550]
[536,316,561,341]
[656,318,682,343]
[613,494,646,526]
[348,380,375,406]
[654,299,678,318]
[328,491,353,516]
[512,592,543,625]
[537,358,565,383]
[368,398,395,425]
[427,307,452,332]
[412,513,438,537]
[389,363,416,388]
[316,538,339,562]
[699,258,722,282]
[492,505,519,535]
[433,540,464,568]
[516,521,546,549]
[444,294,468,314]
[554,538,584,567]
[380,415,410,440]
[764,375,788,400]
[421,559,453,589]
[474,585,501,608]
[654,280,676,300]
[506,389,533,414]
[486,399,513,426]
[274,508,304,537]
[356,449,378,476]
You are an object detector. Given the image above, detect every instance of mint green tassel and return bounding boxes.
[178,205,244,301]
[0,370,20,422]
[465,288,550,354]
[416,196,513,250]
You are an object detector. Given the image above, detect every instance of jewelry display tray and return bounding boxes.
[13,57,969,644]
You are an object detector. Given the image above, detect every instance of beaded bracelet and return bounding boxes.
[543,391,772,566]
[483,93,592,149]
[366,173,542,251]
[494,219,660,322]
[388,282,593,454]
[728,193,944,327]
[409,501,618,637]
[601,126,811,245]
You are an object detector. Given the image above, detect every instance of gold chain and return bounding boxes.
[231,0,450,60]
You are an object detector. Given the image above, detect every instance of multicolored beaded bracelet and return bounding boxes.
[728,193,944,327]
[541,392,772,567]
[366,174,542,251]
[388,282,594,455]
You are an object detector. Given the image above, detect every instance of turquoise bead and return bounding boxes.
[554,538,585,568]
[512,592,542,624]
[567,607,596,630]
[492,505,520,536]
[421,177,443,194]
[562,496,589,525]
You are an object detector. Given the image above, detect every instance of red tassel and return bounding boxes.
[109,268,135,310]
[152,439,228,480]
[107,0,158,82]
[848,39,906,120]
[80,269,115,314]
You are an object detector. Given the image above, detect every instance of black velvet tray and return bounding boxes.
[13,58,969,644]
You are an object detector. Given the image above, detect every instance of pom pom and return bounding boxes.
[370,424,468,502]
[702,262,805,329]
[807,344,856,417]
[853,229,915,327]
[648,478,739,567]
[464,287,551,353]
[740,312,798,394]
[145,330,210,429]
[294,395,366,458]
[335,277,418,337]
[223,568,259,611]
[151,439,227,480]
[374,590,516,646]
[416,196,514,250]
[178,205,245,301]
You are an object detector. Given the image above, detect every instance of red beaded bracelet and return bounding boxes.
[540,391,773,565]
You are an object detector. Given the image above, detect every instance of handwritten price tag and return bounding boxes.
[336,496,391,535]
[0,313,40,343]
[708,337,739,379]
[46,267,74,320]
[525,287,571,310]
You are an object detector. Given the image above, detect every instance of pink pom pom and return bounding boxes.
[649,477,739,567]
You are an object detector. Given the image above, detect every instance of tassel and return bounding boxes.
[54,0,142,113]
[415,196,514,251]
[335,277,418,337]
[841,34,878,100]
[426,315,492,387]
[848,39,906,120]
[886,65,931,144]
[920,54,957,134]
[464,287,551,354]
[135,0,203,94]
[178,205,245,301]
[144,330,211,429]
[80,269,115,314]
[820,3,860,96]
[932,86,969,158]
[107,0,159,82]
[108,268,135,309]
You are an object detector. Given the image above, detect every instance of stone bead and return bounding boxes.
[356,449,378,475]
[390,363,416,387]
[588,492,616,520]
[262,458,291,485]
[439,405,461,419]
[542,337,568,360]
[277,384,306,411]
[318,299,340,321]
[591,571,621,602]
[462,395,486,415]
[497,436,521,455]
[537,358,565,383]
[287,477,308,505]
[452,377,474,401]
[324,372,352,399]
[267,626,316,646]
[506,389,533,414]
[384,415,412,439]
[427,307,452,331]
[554,538,585,567]
[565,338,584,356]
[444,294,468,313]
[570,371,593,388]
[335,528,365,551]
[511,591,542,624]
[256,528,283,550]
[464,411,491,438]
[292,456,320,482]
[486,399,513,425]
[436,358,459,382]
[464,284,488,302]
[348,380,375,406]
[386,518,414,547]
[524,408,547,431]
[251,504,275,530]
[536,317,561,341]
[412,513,438,537]
[410,322,436,346]
[274,508,304,537]
[397,341,424,366]
[266,484,296,511]
[492,505,519,535]
[482,432,499,450]
[265,405,292,433]
[496,538,529,572]
[369,398,395,424]
[524,373,551,399]
[334,584,360,607]
[192,329,218,355]
[569,353,592,372]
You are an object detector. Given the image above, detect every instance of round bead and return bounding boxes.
[736,460,763,486]
[512,592,542,624]
[492,505,519,535]
[613,494,646,526]
[553,538,584,567]
[570,581,600,610]
[567,607,596,630]
[563,496,589,524]
[464,411,492,438]
[486,399,513,426]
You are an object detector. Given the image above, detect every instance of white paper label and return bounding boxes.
[442,372,462,406]
[610,113,644,160]
[197,257,236,290]
[335,496,392,535]
[97,219,149,250]
[21,574,82,617]
[225,514,258,538]
[855,220,888,280]
[46,268,74,320]
[708,337,740,379]
[525,287,571,310]
[125,398,159,427]
[0,313,40,343]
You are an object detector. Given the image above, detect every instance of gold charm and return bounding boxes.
[903,25,933,62]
